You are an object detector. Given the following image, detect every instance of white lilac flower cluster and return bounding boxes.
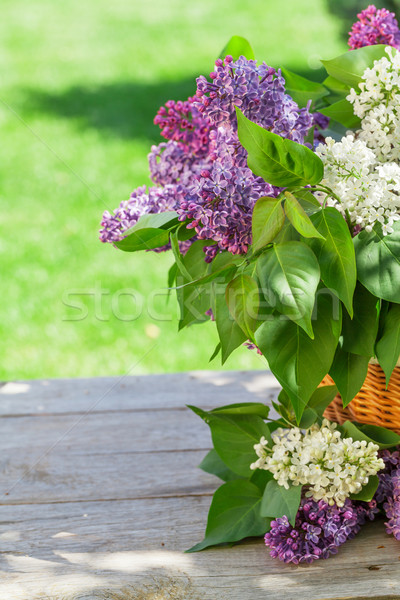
[316,47,400,234]
[250,419,384,506]
[348,46,400,161]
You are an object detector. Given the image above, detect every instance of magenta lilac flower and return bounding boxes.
[264,497,377,564]
[150,97,214,186]
[348,5,400,50]
[154,96,212,156]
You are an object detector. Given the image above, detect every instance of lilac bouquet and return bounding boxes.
[101,6,400,563]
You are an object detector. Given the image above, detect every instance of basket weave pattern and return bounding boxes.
[322,363,400,434]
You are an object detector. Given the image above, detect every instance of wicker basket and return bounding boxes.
[322,362,400,434]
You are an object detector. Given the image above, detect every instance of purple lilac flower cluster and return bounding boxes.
[195,56,312,141]
[149,97,213,188]
[99,184,185,245]
[377,447,400,540]
[99,56,312,259]
[264,497,378,564]
[175,56,312,261]
[348,5,400,50]
[100,96,213,246]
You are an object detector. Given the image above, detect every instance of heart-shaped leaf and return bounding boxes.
[354,222,400,303]
[207,413,272,477]
[199,449,244,483]
[341,421,400,449]
[307,207,356,317]
[349,475,379,502]
[281,68,329,107]
[226,274,259,339]
[251,196,285,251]
[318,98,361,129]
[321,45,388,88]
[220,35,255,60]
[329,346,369,407]
[187,480,268,552]
[261,480,302,526]
[341,283,379,357]
[236,108,324,187]
[257,241,320,338]
[256,291,342,422]
[376,303,400,386]
[284,192,325,239]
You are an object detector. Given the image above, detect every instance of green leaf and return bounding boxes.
[199,449,244,483]
[236,108,324,187]
[251,196,285,251]
[274,220,300,244]
[341,283,379,357]
[171,229,193,280]
[176,284,211,329]
[307,207,357,317]
[273,390,296,424]
[187,404,209,419]
[209,342,221,363]
[321,45,388,88]
[173,263,237,290]
[115,211,181,251]
[187,480,268,552]
[280,68,329,107]
[174,240,213,329]
[376,303,400,386]
[250,469,274,492]
[115,228,170,252]
[214,283,247,364]
[177,222,196,241]
[298,385,339,427]
[225,274,259,339]
[307,385,338,415]
[124,211,179,233]
[210,402,270,419]
[298,408,318,429]
[322,75,350,103]
[318,98,361,129]
[350,475,379,502]
[329,346,369,407]
[341,421,400,449]
[257,241,320,338]
[256,291,342,422]
[167,262,178,297]
[208,413,271,477]
[261,480,302,526]
[354,222,400,303]
[293,189,322,216]
[220,35,255,60]
[284,192,325,239]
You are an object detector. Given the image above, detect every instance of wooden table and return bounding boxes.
[1,371,399,600]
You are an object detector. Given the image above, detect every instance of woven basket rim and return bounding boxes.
[369,357,400,368]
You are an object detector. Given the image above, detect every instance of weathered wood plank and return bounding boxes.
[0,448,216,504]
[1,371,399,600]
[0,498,399,600]
[0,371,280,415]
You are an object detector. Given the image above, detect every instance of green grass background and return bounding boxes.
[0,0,379,379]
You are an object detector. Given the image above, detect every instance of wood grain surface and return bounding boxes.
[0,371,399,600]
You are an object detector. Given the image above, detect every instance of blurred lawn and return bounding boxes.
[0,0,349,379]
